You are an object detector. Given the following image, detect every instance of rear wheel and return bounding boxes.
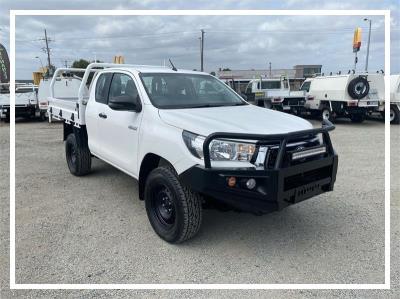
[145,166,202,243]
[350,113,366,123]
[65,133,91,176]
[390,105,400,124]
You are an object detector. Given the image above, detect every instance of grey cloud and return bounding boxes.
[0,0,397,79]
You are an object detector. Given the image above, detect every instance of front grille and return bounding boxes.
[284,166,332,191]
[263,136,321,169]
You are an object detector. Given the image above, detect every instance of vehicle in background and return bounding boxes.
[38,73,84,121]
[221,78,252,98]
[48,63,338,243]
[300,73,382,123]
[384,74,400,124]
[0,82,44,122]
[244,76,306,115]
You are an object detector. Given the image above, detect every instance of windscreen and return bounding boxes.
[258,81,281,89]
[300,81,311,92]
[140,73,247,109]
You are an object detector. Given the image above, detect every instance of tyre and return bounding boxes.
[39,112,46,122]
[390,105,400,124]
[144,166,202,243]
[321,108,334,122]
[65,133,91,176]
[350,113,366,123]
[347,76,370,99]
[263,100,272,109]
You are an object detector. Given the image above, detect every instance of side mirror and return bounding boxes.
[108,95,142,112]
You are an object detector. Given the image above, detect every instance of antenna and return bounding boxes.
[169,59,177,71]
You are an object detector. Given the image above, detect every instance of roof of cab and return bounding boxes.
[105,66,209,75]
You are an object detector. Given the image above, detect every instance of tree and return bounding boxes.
[222,68,231,71]
[71,59,90,69]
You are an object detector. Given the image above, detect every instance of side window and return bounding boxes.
[300,81,311,92]
[109,73,139,104]
[95,73,112,104]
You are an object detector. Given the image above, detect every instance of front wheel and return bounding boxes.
[145,166,202,243]
[263,100,272,109]
[321,108,334,122]
[65,133,91,176]
[39,111,47,122]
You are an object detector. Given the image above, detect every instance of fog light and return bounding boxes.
[246,178,256,190]
[227,177,236,187]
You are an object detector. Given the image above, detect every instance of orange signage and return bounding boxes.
[353,27,362,52]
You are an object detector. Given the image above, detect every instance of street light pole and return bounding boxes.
[364,18,372,72]
[35,56,44,69]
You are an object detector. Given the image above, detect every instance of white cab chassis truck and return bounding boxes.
[0,82,44,121]
[48,63,338,243]
[244,77,306,114]
[300,73,381,123]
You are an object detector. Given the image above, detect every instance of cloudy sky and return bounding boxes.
[0,0,398,79]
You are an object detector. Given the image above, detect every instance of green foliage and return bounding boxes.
[71,59,90,69]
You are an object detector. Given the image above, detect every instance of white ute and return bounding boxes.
[48,63,338,243]
[244,76,306,114]
[300,73,382,123]
[0,82,44,121]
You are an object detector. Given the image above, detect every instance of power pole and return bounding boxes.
[40,29,53,76]
[269,62,272,77]
[200,29,205,72]
[44,29,51,70]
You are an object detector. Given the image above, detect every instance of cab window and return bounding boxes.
[95,73,112,104]
[109,73,140,104]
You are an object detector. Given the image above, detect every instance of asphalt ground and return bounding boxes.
[0,116,399,298]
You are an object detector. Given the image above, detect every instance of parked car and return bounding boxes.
[300,73,382,123]
[244,76,306,114]
[48,63,338,243]
[0,82,44,121]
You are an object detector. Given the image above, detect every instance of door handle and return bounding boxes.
[98,113,107,119]
[128,125,137,131]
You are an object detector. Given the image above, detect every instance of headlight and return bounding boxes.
[182,131,205,159]
[182,131,256,162]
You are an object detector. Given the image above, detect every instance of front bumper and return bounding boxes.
[180,155,337,214]
[179,120,338,214]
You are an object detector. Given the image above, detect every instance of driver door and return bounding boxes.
[97,72,143,177]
